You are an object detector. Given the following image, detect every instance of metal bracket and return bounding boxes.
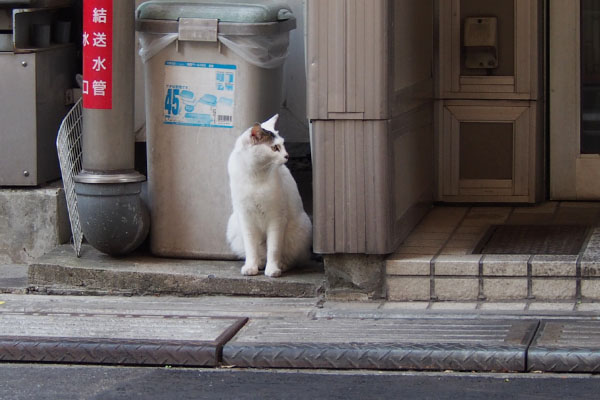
[178,18,218,42]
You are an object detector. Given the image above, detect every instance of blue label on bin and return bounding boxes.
[163,61,236,128]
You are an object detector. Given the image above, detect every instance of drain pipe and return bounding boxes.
[74,0,149,256]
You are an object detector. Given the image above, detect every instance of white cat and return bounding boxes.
[226,114,312,277]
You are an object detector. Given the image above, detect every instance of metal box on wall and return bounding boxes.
[0,1,76,186]
[436,0,542,100]
[0,45,75,186]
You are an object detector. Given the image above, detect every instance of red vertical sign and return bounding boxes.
[82,0,113,109]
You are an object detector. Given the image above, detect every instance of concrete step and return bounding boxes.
[28,245,326,298]
[386,203,600,302]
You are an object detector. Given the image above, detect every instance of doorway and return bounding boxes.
[550,0,600,199]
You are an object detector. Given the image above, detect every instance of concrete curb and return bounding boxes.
[0,312,246,367]
[223,318,538,372]
[1,294,600,372]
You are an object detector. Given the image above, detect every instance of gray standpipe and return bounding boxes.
[74,0,149,256]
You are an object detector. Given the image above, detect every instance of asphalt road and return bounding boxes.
[1,364,599,400]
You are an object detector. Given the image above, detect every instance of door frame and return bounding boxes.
[549,0,600,199]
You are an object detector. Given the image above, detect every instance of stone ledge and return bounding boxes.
[28,245,326,298]
[434,278,479,301]
[482,255,530,277]
[532,255,578,277]
[384,203,600,302]
[434,254,481,276]
[0,183,70,264]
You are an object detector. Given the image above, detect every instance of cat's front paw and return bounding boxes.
[241,264,259,276]
[265,263,282,278]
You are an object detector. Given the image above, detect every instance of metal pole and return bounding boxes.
[80,0,140,179]
[75,0,148,255]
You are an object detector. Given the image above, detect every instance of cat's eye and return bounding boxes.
[271,145,280,152]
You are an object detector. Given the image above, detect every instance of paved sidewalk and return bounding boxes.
[0,264,27,294]
[1,293,600,373]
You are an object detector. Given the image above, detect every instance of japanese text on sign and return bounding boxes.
[82,0,112,109]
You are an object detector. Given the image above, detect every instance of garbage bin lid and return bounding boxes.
[0,0,72,6]
[136,0,293,23]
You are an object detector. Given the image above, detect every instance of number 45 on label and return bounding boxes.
[164,88,180,116]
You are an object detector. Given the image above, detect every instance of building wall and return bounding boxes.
[308,0,434,255]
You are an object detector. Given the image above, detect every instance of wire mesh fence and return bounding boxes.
[56,98,83,257]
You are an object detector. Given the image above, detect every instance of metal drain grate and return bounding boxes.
[474,225,590,255]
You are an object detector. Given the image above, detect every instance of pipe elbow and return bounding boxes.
[75,180,149,256]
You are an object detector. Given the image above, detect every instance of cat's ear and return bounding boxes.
[250,123,262,143]
[262,114,279,132]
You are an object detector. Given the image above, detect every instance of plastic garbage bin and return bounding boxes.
[136,0,295,259]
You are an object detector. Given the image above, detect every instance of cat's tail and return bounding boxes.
[283,212,313,269]
[226,213,246,258]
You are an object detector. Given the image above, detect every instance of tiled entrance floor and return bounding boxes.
[386,202,600,302]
